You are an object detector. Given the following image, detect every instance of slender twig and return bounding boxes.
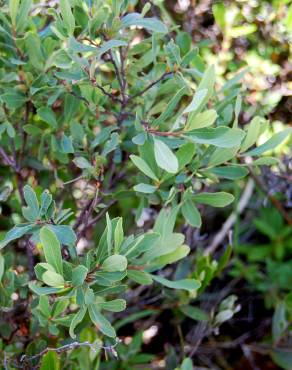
[76,190,100,241]
[127,72,173,102]
[85,199,117,230]
[0,146,15,167]
[108,50,125,103]
[90,76,123,103]
[204,178,255,256]
[146,128,181,137]
[248,166,292,226]
[20,339,121,365]
[3,352,8,370]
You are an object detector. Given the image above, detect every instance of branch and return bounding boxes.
[146,128,181,137]
[0,146,15,167]
[77,199,117,240]
[204,178,255,256]
[20,339,121,365]
[108,49,126,105]
[249,166,292,226]
[90,76,123,104]
[128,72,173,102]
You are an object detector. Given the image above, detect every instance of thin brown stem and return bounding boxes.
[128,72,173,102]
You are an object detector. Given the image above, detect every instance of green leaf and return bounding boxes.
[73,157,92,169]
[271,350,292,370]
[196,65,216,105]
[153,87,187,126]
[40,350,60,370]
[239,116,262,153]
[88,304,116,338]
[285,4,292,32]
[185,109,217,130]
[212,2,226,30]
[153,138,178,174]
[22,185,39,221]
[272,302,287,343]
[130,155,159,181]
[244,128,292,156]
[60,134,74,154]
[176,142,196,169]
[180,305,209,321]
[72,265,88,286]
[38,296,51,318]
[37,107,57,128]
[121,13,167,33]
[42,270,65,287]
[252,157,279,166]
[127,269,153,285]
[49,225,76,247]
[114,218,124,253]
[181,200,201,227]
[98,299,126,312]
[206,165,249,180]
[16,0,32,33]
[182,89,208,115]
[181,358,193,370]
[133,183,157,193]
[0,254,4,282]
[102,133,119,157]
[101,254,127,272]
[124,232,160,258]
[40,190,53,217]
[152,245,190,266]
[193,192,234,207]
[9,0,19,27]
[69,306,87,338]
[207,146,239,167]
[1,91,27,109]
[40,227,63,275]
[96,40,128,59]
[229,25,257,38]
[68,37,97,53]
[185,127,245,148]
[25,32,44,70]
[0,224,35,249]
[52,300,69,317]
[60,0,75,35]
[28,283,64,295]
[151,275,201,291]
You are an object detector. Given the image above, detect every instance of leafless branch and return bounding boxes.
[19,339,121,366]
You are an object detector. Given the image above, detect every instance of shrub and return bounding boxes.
[0,1,291,368]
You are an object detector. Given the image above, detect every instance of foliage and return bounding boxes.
[0,0,291,369]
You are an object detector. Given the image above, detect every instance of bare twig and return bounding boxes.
[108,49,126,105]
[0,146,15,167]
[79,199,117,235]
[127,72,173,102]
[20,339,121,366]
[204,178,255,256]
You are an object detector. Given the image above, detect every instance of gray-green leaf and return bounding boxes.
[193,192,234,207]
[154,138,178,174]
[88,304,116,338]
[151,275,201,291]
[40,227,63,275]
[101,254,127,272]
[181,200,202,227]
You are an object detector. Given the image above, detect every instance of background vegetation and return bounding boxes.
[0,0,291,369]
